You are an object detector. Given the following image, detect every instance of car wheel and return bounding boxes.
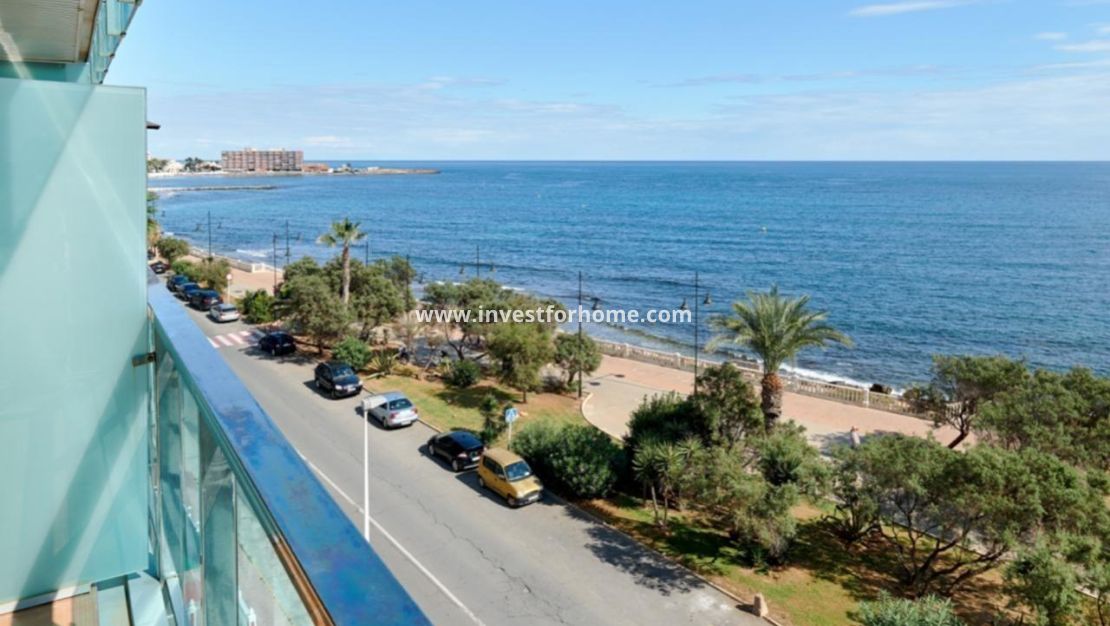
[507,496,518,508]
[451,459,462,472]
[477,476,486,489]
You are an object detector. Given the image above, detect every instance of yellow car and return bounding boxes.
[476,448,543,507]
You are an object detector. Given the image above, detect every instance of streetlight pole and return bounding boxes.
[577,271,584,399]
[284,220,291,267]
[272,234,278,295]
[364,237,370,266]
[681,271,710,396]
[475,244,481,279]
[363,404,370,542]
[207,210,213,260]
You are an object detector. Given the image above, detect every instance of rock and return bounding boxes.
[752,593,769,617]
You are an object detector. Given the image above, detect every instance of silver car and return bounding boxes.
[208,303,241,323]
[362,392,419,428]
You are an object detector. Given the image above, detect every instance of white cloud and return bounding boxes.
[1096,24,1110,35]
[1057,40,1110,52]
[143,70,1110,160]
[849,0,979,17]
[1034,32,1068,41]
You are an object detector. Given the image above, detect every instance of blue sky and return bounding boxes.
[109,0,1110,160]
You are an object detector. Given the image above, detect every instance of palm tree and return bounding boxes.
[317,218,366,305]
[709,285,852,430]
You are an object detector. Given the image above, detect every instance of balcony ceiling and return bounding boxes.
[0,0,99,64]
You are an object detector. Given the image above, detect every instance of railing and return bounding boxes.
[594,338,943,420]
[148,272,428,625]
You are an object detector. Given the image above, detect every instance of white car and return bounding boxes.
[362,392,419,428]
[208,303,241,323]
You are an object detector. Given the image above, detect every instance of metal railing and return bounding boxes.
[148,273,429,625]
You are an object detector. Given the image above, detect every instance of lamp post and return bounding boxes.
[475,244,481,279]
[272,233,279,295]
[679,271,711,396]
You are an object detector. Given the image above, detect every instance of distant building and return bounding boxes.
[301,162,331,173]
[221,147,304,172]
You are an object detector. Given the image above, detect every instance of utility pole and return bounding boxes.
[207,210,213,260]
[284,220,291,267]
[694,270,700,396]
[364,237,370,266]
[475,244,481,279]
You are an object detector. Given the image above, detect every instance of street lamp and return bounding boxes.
[679,271,712,396]
[576,273,604,399]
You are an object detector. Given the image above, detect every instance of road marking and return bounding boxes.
[208,338,219,348]
[229,334,245,345]
[297,452,486,626]
[216,335,234,347]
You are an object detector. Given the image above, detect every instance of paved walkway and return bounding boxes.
[583,355,967,452]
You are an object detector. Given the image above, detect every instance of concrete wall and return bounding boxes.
[0,77,150,603]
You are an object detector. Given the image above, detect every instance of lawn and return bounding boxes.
[580,497,1012,626]
[361,373,587,443]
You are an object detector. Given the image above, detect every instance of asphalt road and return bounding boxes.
[180,303,762,626]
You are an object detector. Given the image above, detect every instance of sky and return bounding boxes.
[108,0,1110,161]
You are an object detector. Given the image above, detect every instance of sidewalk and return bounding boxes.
[182,254,281,298]
[583,355,966,452]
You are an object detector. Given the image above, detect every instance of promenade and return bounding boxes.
[583,355,968,452]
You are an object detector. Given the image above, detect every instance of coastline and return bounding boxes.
[149,167,439,179]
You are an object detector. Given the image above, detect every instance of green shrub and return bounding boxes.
[171,259,198,281]
[332,337,372,370]
[156,237,191,264]
[857,594,964,626]
[239,289,275,324]
[512,422,621,499]
[370,349,397,376]
[478,394,507,444]
[445,359,482,389]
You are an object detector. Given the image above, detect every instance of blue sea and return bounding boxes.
[150,162,1110,387]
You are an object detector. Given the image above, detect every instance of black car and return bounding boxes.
[167,275,190,292]
[188,289,222,310]
[426,430,485,472]
[314,361,361,399]
[150,261,168,274]
[258,331,296,356]
[178,283,201,300]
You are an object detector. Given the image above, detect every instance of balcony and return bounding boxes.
[145,271,429,625]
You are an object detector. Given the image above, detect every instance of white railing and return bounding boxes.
[594,338,940,420]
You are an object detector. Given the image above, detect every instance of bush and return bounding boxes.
[370,349,397,376]
[393,364,421,379]
[239,289,275,324]
[157,237,191,264]
[446,359,481,389]
[857,594,964,626]
[332,337,372,370]
[512,422,622,499]
[171,259,198,281]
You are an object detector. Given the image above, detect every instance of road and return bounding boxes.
[182,306,763,626]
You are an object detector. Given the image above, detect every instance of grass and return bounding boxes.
[361,373,586,443]
[581,497,1012,626]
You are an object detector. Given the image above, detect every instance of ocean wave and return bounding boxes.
[235,248,271,259]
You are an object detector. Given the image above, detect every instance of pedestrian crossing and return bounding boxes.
[207,329,263,349]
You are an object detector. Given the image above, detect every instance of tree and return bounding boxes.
[1004,544,1082,626]
[282,256,322,283]
[281,275,351,353]
[632,439,699,528]
[709,286,852,429]
[239,289,275,324]
[553,333,602,389]
[147,157,168,173]
[754,422,828,498]
[193,257,231,294]
[157,237,191,265]
[624,392,701,454]
[423,278,509,359]
[486,320,554,402]
[351,273,405,340]
[316,218,366,306]
[826,444,880,546]
[478,394,507,444]
[847,436,1100,597]
[332,337,372,370]
[914,355,1030,449]
[146,191,161,247]
[857,594,964,626]
[693,363,763,445]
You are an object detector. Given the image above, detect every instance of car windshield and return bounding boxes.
[219,304,235,311]
[333,365,355,377]
[388,398,413,411]
[504,461,532,481]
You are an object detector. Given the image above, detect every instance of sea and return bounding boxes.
[149,161,1110,388]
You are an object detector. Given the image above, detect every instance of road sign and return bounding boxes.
[504,407,519,424]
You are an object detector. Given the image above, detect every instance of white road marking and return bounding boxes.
[229,334,245,345]
[296,452,485,626]
[209,338,219,348]
[216,335,234,347]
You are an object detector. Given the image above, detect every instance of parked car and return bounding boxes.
[167,275,190,292]
[258,330,296,356]
[314,361,362,399]
[362,391,419,428]
[477,448,543,507]
[426,430,485,472]
[207,303,240,323]
[188,289,222,310]
[177,283,200,301]
[150,261,168,274]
